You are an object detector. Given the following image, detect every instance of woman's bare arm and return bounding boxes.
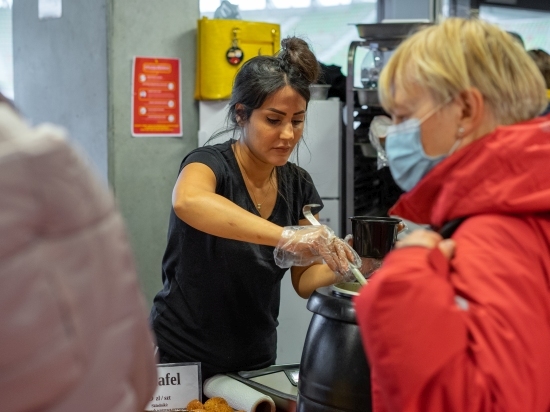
[172,162,284,246]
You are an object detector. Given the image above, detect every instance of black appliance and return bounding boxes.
[343,22,430,234]
[297,285,371,412]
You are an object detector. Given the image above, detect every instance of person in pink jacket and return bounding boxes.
[0,93,157,411]
[354,18,550,411]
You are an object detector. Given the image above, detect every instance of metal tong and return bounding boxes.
[302,204,367,286]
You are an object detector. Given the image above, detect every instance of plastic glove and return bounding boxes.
[274,225,362,279]
[344,234,382,278]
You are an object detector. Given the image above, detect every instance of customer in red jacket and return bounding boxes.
[354,18,550,411]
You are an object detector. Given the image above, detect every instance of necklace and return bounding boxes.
[234,145,273,212]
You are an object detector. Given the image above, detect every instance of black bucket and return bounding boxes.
[297,286,372,412]
[350,216,401,259]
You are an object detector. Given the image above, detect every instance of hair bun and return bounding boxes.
[278,37,320,85]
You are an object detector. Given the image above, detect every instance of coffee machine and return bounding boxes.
[342,21,431,235]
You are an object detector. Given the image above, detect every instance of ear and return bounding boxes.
[235,103,246,126]
[456,88,485,138]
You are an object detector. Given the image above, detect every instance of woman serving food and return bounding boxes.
[150,36,360,381]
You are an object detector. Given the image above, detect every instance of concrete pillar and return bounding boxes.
[12,0,200,304]
[0,7,13,98]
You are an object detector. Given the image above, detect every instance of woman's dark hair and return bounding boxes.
[225,36,320,130]
[528,48,550,89]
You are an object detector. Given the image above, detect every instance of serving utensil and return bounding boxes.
[302,204,367,286]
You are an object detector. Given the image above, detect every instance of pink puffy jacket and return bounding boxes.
[0,104,157,411]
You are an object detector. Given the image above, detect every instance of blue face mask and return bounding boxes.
[385,105,459,192]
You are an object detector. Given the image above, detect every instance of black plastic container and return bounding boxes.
[350,216,401,259]
[297,286,371,412]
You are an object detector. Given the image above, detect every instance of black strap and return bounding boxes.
[437,217,467,239]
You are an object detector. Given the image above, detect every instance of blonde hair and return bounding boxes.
[378,18,548,125]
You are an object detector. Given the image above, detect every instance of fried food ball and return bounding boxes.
[204,397,228,408]
[205,405,233,412]
[186,399,205,410]
[204,397,234,412]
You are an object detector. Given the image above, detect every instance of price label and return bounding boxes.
[145,362,201,411]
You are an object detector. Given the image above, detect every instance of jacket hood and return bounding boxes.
[390,114,550,229]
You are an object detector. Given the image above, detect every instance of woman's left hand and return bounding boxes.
[274,225,361,276]
[322,236,362,278]
[395,229,455,260]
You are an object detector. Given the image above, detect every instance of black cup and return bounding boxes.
[350,216,401,259]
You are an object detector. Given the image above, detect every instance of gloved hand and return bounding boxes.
[344,234,382,278]
[274,225,362,279]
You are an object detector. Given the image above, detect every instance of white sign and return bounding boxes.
[145,363,202,411]
[38,0,62,19]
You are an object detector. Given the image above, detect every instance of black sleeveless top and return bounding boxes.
[150,139,323,377]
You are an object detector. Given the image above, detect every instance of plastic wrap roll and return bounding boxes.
[203,374,275,412]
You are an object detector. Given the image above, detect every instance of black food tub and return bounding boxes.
[297,284,372,412]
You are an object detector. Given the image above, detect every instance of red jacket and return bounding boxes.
[354,115,550,412]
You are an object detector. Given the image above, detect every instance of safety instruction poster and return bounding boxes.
[132,56,182,137]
